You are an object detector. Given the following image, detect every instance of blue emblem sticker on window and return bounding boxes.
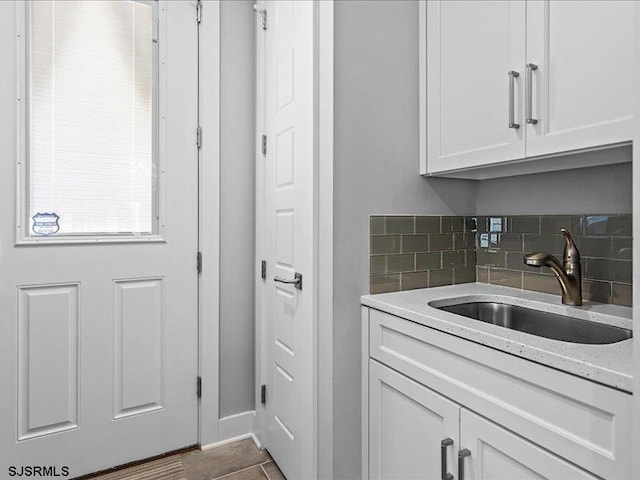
[32,212,60,235]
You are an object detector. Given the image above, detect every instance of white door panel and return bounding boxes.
[525,0,634,156]
[0,1,198,477]
[260,1,315,478]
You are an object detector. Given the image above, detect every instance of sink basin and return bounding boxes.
[434,301,632,344]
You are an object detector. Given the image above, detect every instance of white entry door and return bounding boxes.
[259,1,316,478]
[0,1,199,478]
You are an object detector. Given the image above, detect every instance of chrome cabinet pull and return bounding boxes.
[441,438,454,480]
[274,272,302,290]
[526,63,538,124]
[458,449,471,480]
[508,71,520,129]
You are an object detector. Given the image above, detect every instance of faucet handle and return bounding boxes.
[560,229,580,264]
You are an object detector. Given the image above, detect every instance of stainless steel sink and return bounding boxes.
[435,301,632,344]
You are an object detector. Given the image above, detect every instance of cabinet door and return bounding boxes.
[368,360,459,480]
[525,1,634,157]
[426,1,526,173]
[459,409,599,480]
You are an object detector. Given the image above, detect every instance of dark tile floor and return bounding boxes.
[181,438,285,480]
[88,438,286,480]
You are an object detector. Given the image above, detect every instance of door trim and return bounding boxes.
[316,0,334,478]
[198,0,221,447]
[632,3,640,479]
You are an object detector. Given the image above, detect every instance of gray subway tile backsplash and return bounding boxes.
[370,234,400,254]
[415,216,441,233]
[416,252,441,271]
[370,216,385,235]
[386,253,415,274]
[509,216,541,234]
[401,271,428,290]
[370,213,632,307]
[429,233,454,251]
[442,250,466,268]
[429,268,454,287]
[401,234,429,253]
[386,215,414,234]
[573,236,613,259]
[613,237,632,260]
[612,283,632,307]
[441,216,466,233]
[522,272,557,295]
[368,215,476,294]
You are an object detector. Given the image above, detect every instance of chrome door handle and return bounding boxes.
[458,449,471,480]
[508,70,520,129]
[274,272,302,290]
[526,63,538,124]
[441,438,454,480]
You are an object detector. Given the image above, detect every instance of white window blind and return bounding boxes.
[28,0,158,236]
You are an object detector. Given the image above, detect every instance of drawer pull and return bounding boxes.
[526,63,538,124]
[441,438,454,480]
[458,448,471,480]
[508,70,520,129]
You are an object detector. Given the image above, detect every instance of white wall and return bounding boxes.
[332,1,476,477]
[476,161,632,215]
[219,0,256,418]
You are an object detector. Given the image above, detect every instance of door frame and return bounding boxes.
[631,3,640,478]
[253,0,334,477]
[198,0,222,447]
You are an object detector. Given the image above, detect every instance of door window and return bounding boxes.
[23,0,159,239]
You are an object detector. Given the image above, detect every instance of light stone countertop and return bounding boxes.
[361,283,633,393]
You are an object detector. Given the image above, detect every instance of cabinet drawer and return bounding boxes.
[367,307,631,479]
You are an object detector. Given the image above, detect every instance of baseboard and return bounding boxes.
[200,410,256,451]
[250,432,262,450]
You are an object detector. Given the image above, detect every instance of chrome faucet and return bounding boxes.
[524,229,582,306]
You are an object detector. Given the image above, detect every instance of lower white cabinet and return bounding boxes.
[459,409,597,480]
[368,361,598,480]
[363,307,632,480]
[368,361,459,480]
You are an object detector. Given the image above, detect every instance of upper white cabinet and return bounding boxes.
[420,0,635,177]
[425,1,526,173]
[526,1,634,157]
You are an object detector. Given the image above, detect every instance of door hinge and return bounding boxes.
[197,125,202,149]
[261,384,266,405]
[197,376,202,399]
[261,134,267,155]
[196,0,202,24]
[197,251,202,274]
[261,260,267,280]
[253,5,267,30]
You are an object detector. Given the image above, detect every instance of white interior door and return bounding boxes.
[260,1,316,478]
[0,1,199,477]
